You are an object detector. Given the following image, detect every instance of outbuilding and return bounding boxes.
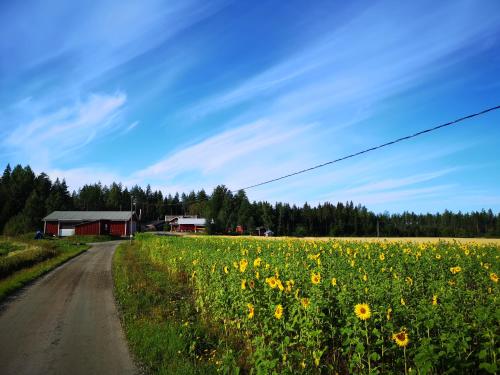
[169,217,206,233]
[43,211,136,237]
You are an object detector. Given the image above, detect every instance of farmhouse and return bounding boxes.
[169,217,206,233]
[43,211,136,237]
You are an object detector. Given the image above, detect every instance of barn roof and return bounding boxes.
[43,211,133,221]
[177,218,206,225]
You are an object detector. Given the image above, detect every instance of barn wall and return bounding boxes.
[110,221,126,236]
[179,224,195,232]
[45,221,58,235]
[75,221,100,235]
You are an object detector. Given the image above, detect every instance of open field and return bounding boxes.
[211,235,500,245]
[118,234,499,374]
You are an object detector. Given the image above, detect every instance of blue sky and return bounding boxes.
[1,0,500,213]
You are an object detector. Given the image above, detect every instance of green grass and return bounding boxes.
[113,242,218,375]
[0,241,25,256]
[0,234,117,302]
[0,246,59,278]
[13,232,119,243]
[0,241,87,302]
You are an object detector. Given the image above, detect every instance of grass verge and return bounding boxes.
[0,243,87,302]
[113,242,219,375]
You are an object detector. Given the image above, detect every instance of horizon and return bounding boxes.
[1,1,500,214]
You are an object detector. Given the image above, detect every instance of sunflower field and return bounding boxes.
[138,235,499,374]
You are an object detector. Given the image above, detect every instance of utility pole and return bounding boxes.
[130,196,134,245]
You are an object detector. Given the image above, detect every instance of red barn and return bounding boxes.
[169,217,206,233]
[43,211,136,237]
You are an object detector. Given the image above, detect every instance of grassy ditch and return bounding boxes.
[0,237,89,302]
[113,242,221,375]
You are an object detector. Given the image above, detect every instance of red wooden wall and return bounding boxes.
[110,221,127,236]
[45,220,129,236]
[75,221,100,235]
[45,221,58,235]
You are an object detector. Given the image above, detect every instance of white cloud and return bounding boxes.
[122,121,139,135]
[4,92,127,167]
[136,119,314,180]
[343,168,458,194]
[192,1,500,120]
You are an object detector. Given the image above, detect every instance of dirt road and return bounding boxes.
[0,241,139,375]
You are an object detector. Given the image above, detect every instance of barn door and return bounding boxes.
[101,221,110,235]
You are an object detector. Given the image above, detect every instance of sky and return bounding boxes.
[1,0,500,213]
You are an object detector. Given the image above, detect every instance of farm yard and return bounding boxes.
[114,234,499,374]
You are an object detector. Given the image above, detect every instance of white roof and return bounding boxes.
[177,218,206,225]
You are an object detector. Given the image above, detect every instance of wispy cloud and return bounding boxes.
[122,121,139,135]
[343,168,458,194]
[137,119,314,180]
[192,1,500,120]
[4,92,127,167]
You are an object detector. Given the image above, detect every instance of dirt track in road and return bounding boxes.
[0,241,139,375]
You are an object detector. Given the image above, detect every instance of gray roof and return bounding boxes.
[43,211,133,221]
[177,218,206,225]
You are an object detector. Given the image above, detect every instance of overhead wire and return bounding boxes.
[231,105,500,192]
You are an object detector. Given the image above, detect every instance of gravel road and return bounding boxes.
[0,241,139,375]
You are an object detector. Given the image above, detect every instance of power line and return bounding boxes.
[231,105,500,192]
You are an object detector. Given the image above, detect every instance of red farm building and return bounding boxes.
[43,211,137,237]
[169,217,206,233]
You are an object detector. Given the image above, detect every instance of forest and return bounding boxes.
[1,164,499,237]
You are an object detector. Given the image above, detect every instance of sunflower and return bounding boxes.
[379,253,385,261]
[435,254,442,260]
[311,272,321,285]
[432,294,438,305]
[274,304,283,319]
[249,280,255,289]
[392,330,410,347]
[450,266,462,274]
[490,273,498,283]
[224,266,229,274]
[276,279,284,291]
[239,259,248,273]
[362,274,368,282]
[266,276,278,289]
[241,279,246,290]
[331,277,337,286]
[301,298,310,309]
[386,307,392,321]
[253,257,262,267]
[400,298,406,306]
[354,303,371,320]
[247,303,254,319]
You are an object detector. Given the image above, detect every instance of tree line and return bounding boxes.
[1,164,499,237]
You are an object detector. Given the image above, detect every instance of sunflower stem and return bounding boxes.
[365,320,371,373]
[404,346,407,375]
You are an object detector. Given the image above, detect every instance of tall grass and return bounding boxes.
[113,242,218,375]
[0,246,59,278]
